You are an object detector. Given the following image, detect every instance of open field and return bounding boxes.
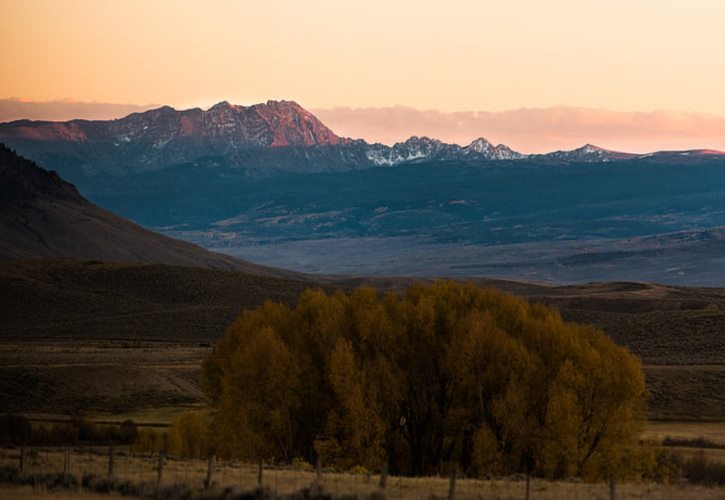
[0,341,207,415]
[1,447,724,499]
[2,339,724,423]
[643,421,725,445]
[643,365,725,421]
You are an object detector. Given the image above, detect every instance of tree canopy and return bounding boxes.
[203,281,646,479]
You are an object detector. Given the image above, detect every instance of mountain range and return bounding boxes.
[1,100,722,181]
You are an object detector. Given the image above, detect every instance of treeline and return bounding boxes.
[0,415,138,446]
[0,412,206,459]
[202,281,649,479]
[134,411,210,458]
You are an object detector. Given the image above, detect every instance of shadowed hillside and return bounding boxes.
[0,143,297,277]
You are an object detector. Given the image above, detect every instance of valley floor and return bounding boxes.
[204,230,725,286]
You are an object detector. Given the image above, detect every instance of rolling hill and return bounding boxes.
[0,143,296,277]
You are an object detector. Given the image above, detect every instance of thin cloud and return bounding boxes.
[313,106,725,154]
[0,98,158,122]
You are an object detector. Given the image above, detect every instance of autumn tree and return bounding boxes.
[168,411,210,458]
[203,281,646,479]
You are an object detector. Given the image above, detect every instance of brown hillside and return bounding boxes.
[0,143,299,277]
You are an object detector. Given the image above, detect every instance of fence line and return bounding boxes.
[1,446,638,499]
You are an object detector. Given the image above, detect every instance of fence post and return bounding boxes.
[257,458,263,487]
[157,452,164,485]
[448,467,457,500]
[63,447,70,475]
[525,474,531,500]
[609,479,616,500]
[379,461,388,490]
[19,445,25,475]
[205,454,214,490]
[316,456,322,488]
[108,445,115,478]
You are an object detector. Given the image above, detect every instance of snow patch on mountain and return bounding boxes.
[365,136,526,165]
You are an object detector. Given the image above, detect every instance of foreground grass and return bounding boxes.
[0,484,123,499]
[2,448,724,499]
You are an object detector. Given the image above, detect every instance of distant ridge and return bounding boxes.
[535,144,637,162]
[1,100,723,178]
[0,143,297,277]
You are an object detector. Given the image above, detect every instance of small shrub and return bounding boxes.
[0,415,32,444]
[0,469,79,491]
[119,419,139,444]
[663,436,725,450]
[349,465,369,475]
[150,482,193,500]
[82,473,112,493]
[49,423,79,445]
[291,457,313,470]
[82,473,143,496]
[71,417,101,442]
[0,465,20,483]
[683,452,725,485]
[650,448,684,484]
[134,428,168,454]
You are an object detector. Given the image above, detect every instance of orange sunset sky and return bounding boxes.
[2,0,725,153]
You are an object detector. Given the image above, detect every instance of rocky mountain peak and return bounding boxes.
[465,137,494,153]
[207,101,239,112]
[580,144,606,153]
[539,143,636,162]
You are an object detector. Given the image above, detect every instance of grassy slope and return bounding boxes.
[0,259,319,341]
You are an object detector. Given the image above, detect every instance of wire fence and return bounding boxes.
[2,445,720,499]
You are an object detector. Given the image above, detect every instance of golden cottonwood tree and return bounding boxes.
[168,411,210,458]
[203,281,646,479]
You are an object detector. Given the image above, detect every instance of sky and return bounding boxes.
[2,0,725,152]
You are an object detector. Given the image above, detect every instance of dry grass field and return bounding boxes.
[1,447,724,499]
[0,341,207,415]
[643,421,725,445]
[644,365,725,421]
